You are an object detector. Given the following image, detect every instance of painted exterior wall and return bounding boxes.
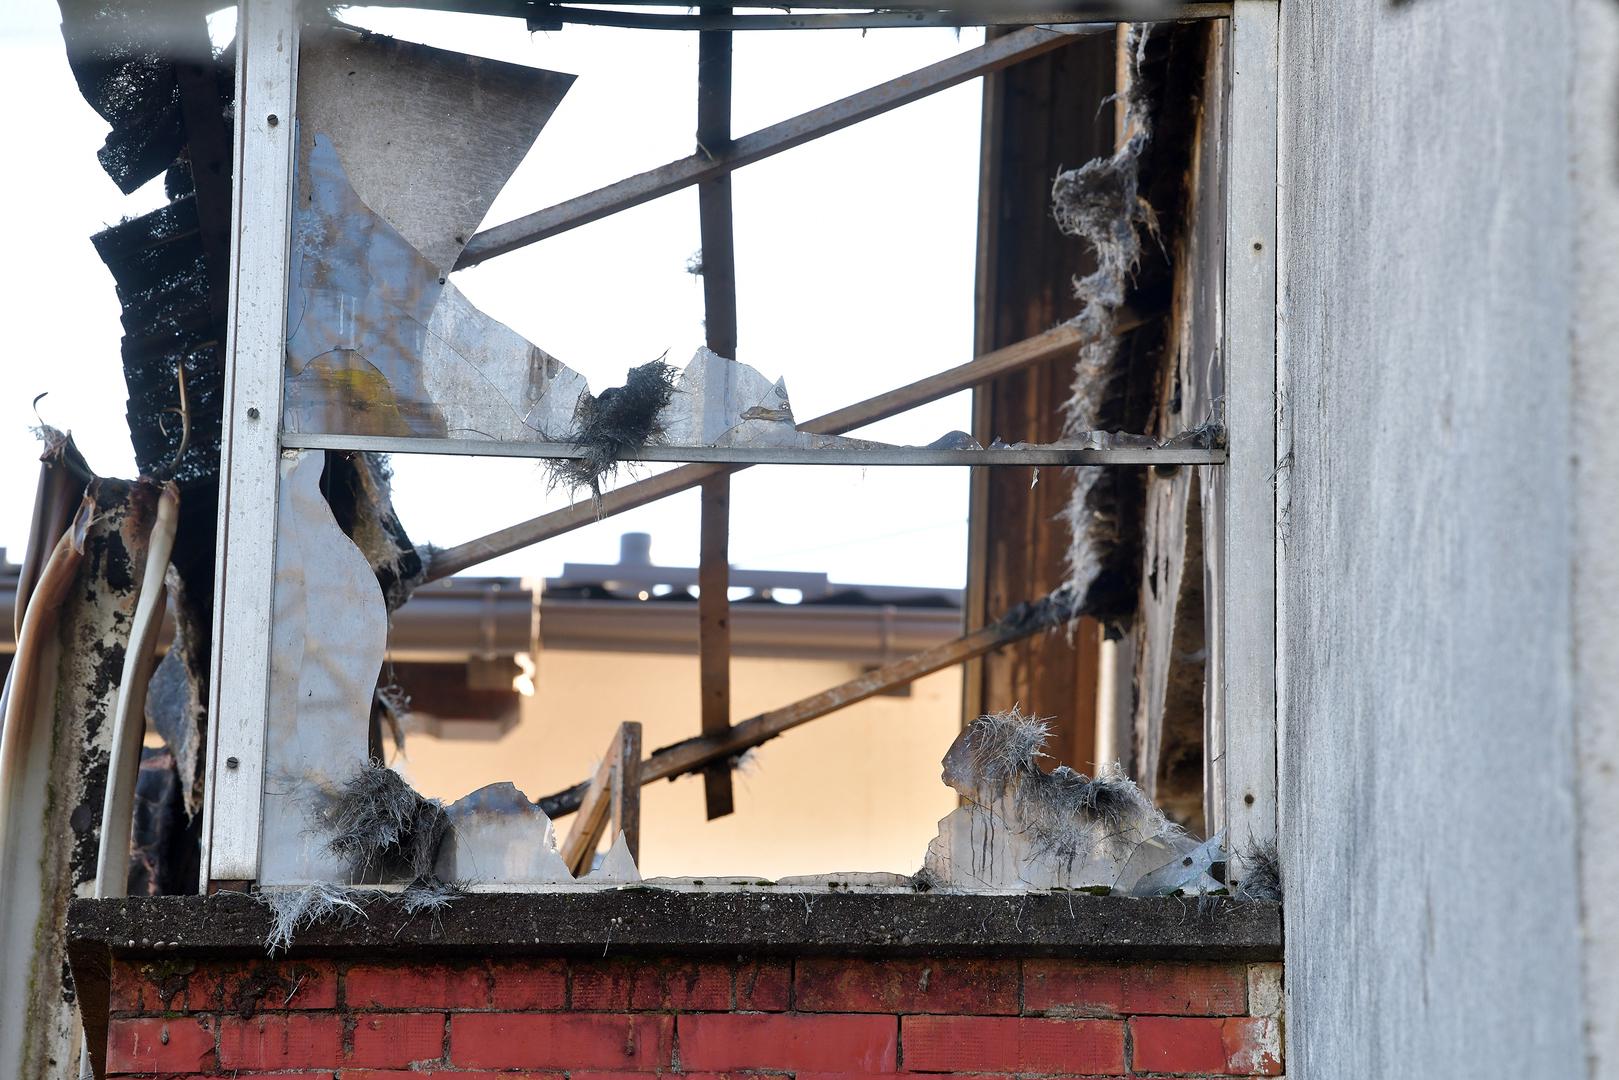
[1276,0,1618,1075]
[100,952,1284,1077]
[1573,2,1619,1075]
[400,652,962,881]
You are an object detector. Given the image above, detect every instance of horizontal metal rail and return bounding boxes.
[457,24,1094,267]
[359,0,1230,30]
[281,431,1221,466]
[421,319,1144,581]
[526,4,1228,30]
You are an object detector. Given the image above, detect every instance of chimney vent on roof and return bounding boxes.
[619,532,653,567]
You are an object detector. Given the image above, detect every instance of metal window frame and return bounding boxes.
[200,0,1278,889]
[1214,0,1279,879]
[200,0,300,887]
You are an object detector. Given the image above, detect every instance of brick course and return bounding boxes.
[99,953,1282,1078]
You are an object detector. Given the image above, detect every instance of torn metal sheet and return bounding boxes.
[284,24,584,446]
[322,451,429,613]
[279,114,870,461]
[665,348,888,451]
[281,138,867,456]
[259,451,389,885]
[921,709,1222,895]
[434,781,574,884]
[589,831,642,884]
[298,22,574,277]
[283,133,589,442]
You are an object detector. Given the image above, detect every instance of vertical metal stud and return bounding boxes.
[1217,0,1280,882]
[200,0,300,887]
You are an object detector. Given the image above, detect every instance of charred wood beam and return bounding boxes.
[696,16,738,821]
[457,25,1099,268]
[536,590,1081,819]
[424,318,1145,581]
[698,475,735,818]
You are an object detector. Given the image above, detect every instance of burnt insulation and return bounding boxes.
[548,359,680,504]
[257,883,368,956]
[1050,22,1210,628]
[321,451,429,613]
[1238,839,1283,902]
[324,762,449,884]
[960,708,1164,865]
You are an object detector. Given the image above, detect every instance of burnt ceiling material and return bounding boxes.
[1054,20,1213,629]
[57,0,220,195]
[61,0,233,499]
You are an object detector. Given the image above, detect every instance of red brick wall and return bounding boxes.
[102,954,1283,1079]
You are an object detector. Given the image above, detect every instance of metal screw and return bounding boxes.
[1244,792,1256,805]
[1252,240,1263,252]
[247,406,261,420]
[267,113,279,126]
[226,756,240,769]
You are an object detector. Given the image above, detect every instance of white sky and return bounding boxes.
[0,1,988,589]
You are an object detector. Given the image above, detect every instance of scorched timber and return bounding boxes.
[536,590,1081,819]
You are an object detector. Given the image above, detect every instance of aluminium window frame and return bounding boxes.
[198,0,1278,890]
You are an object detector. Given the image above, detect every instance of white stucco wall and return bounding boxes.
[1275,1,1612,1075]
[1573,1,1619,1075]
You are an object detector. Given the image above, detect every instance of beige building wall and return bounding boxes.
[398,648,962,880]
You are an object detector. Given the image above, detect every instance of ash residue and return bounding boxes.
[324,761,447,883]
[548,358,679,506]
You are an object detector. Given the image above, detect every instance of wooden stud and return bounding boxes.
[561,722,643,874]
[538,592,1078,818]
[696,16,738,820]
